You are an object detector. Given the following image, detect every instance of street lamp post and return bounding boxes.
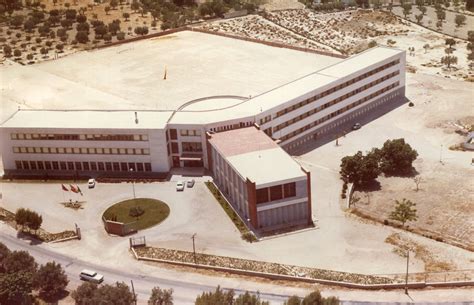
[191,233,197,265]
[129,168,136,199]
[405,250,410,294]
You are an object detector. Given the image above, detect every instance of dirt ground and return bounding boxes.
[391,5,473,40]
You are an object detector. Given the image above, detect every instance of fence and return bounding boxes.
[375,269,474,284]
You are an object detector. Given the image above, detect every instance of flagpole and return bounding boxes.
[61,186,65,204]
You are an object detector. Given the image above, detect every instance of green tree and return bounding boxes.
[23,18,36,32]
[285,296,301,305]
[3,45,12,57]
[441,55,458,68]
[148,286,174,305]
[418,5,427,14]
[415,13,423,24]
[423,43,430,53]
[0,272,33,305]
[3,250,37,275]
[123,12,130,21]
[402,3,412,18]
[195,286,234,305]
[235,291,269,305]
[105,5,111,15]
[13,49,21,57]
[445,38,456,49]
[14,208,28,230]
[455,14,466,27]
[467,0,474,11]
[71,282,97,305]
[65,8,77,20]
[436,9,446,22]
[77,14,87,23]
[378,138,418,175]
[0,242,10,271]
[10,14,24,27]
[34,261,69,300]
[72,281,135,305]
[339,151,380,186]
[76,30,89,43]
[27,210,42,233]
[302,290,322,305]
[389,198,418,227]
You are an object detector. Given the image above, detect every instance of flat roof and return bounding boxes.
[209,127,305,185]
[169,46,404,125]
[1,110,172,129]
[33,30,341,112]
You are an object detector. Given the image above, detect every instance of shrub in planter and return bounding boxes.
[129,206,144,218]
[241,231,257,243]
[116,31,125,40]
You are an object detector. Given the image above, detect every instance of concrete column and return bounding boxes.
[246,178,258,229]
[302,167,313,225]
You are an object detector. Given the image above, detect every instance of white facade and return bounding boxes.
[0,46,406,177]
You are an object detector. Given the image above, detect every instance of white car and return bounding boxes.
[79,269,104,283]
[88,178,96,189]
[187,179,195,188]
[176,181,185,191]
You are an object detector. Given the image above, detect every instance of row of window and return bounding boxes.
[13,147,150,155]
[274,59,401,119]
[15,160,152,172]
[259,115,271,126]
[280,82,400,142]
[179,129,202,137]
[181,142,203,153]
[11,133,149,141]
[273,71,400,132]
[256,183,297,204]
[209,122,254,133]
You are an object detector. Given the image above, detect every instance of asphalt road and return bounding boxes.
[1,231,472,305]
[0,232,292,304]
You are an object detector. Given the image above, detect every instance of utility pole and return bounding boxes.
[439,144,443,163]
[405,250,410,295]
[131,280,137,305]
[191,233,197,265]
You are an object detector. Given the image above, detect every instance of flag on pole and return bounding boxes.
[61,184,69,192]
[76,185,83,196]
[70,184,79,193]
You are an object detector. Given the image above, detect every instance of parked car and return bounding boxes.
[176,181,185,191]
[187,179,195,188]
[352,123,361,130]
[88,178,96,189]
[79,269,104,283]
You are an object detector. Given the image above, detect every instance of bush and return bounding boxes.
[241,231,257,243]
[13,49,21,57]
[383,219,389,225]
[408,102,414,107]
[35,37,42,43]
[129,206,144,218]
[341,193,346,199]
[117,31,125,40]
[3,45,12,57]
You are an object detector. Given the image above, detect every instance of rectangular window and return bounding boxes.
[127,148,134,155]
[270,185,283,201]
[75,162,82,171]
[111,148,118,154]
[60,162,67,170]
[171,142,179,154]
[181,142,202,152]
[80,148,88,154]
[128,163,136,171]
[107,162,114,171]
[283,182,296,198]
[141,134,149,141]
[22,160,30,170]
[180,130,188,136]
[27,147,34,153]
[45,161,51,170]
[30,161,37,170]
[65,147,73,154]
[120,162,128,171]
[96,148,103,154]
[11,134,18,140]
[133,135,140,141]
[88,148,96,154]
[13,147,20,153]
[90,162,97,171]
[57,147,65,154]
[143,148,150,155]
[98,162,105,171]
[144,163,152,172]
[82,162,90,171]
[67,162,74,171]
[119,148,126,155]
[256,188,269,204]
[20,147,27,153]
[52,161,59,170]
[15,160,22,169]
[137,163,144,172]
[169,129,177,140]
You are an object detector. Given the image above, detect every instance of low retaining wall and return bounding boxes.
[102,216,137,236]
[132,250,474,290]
